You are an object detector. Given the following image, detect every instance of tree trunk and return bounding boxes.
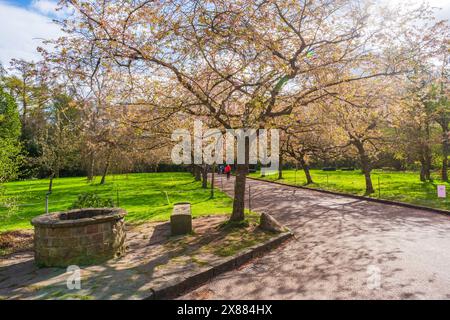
[356,142,374,195]
[363,169,374,195]
[419,159,427,182]
[442,130,449,181]
[300,157,313,184]
[100,155,111,185]
[438,58,448,181]
[194,165,201,181]
[230,163,248,221]
[422,124,432,181]
[419,144,432,181]
[230,135,249,222]
[278,153,283,179]
[425,150,432,181]
[201,165,208,188]
[419,157,432,181]
[87,152,95,181]
[48,174,54,193]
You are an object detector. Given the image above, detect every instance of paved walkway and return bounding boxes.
[181,175,450,299]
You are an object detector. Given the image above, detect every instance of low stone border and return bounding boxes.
[145,230,293,300]
[247,176,450,217]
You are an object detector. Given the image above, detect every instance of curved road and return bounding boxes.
[181,176,450,299]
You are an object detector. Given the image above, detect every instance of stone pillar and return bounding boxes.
[170,202,192,236]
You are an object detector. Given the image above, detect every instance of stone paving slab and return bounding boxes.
[0,215,286,300]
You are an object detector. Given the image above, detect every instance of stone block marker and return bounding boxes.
[259,212,285,233]
[171,202,192,236]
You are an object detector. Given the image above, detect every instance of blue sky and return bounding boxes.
[1,0,449,66]
[0,0,67,65]
[6,0,30,5]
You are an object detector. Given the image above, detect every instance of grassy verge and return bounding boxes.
[0,172,233,232]
[250,169,450,211]
[163,213,272,260]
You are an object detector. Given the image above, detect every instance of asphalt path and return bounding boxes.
[181,175,450,299]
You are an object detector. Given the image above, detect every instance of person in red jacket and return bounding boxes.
[224,164,231,180]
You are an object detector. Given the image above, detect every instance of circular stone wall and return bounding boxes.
[31,208,126,267]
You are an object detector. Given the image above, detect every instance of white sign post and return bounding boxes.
[437,185,446,198]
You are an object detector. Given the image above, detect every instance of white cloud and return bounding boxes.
[0,1,65,66]
[31,0,72,19]
[380,0,450,21]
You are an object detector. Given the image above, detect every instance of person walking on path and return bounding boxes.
[224,164,231,180]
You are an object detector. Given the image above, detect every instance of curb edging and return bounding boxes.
[246,176,450,217]
[145,230,293,300]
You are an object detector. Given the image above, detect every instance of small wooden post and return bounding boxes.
[378,176,381,199]
[211,164,215,198]
[45,192,50,214]
[248,184,251,212]
[295,163,298,185]
[164,191,170,205]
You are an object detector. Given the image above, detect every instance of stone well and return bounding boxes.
[31,208,126,267]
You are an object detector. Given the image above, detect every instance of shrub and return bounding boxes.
[70,192,114,209]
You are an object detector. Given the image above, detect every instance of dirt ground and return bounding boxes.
[0,230,33,256]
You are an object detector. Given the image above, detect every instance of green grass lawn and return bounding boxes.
[250,169,450,211]
[3,169,448,233]
[0,172,233,232]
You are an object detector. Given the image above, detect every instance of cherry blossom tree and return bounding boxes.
[60,0,439,220]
